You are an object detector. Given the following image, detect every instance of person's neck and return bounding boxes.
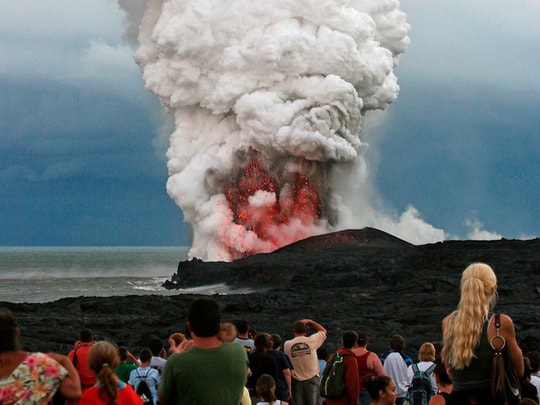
[439,385,452,394]
[194,335,223,349]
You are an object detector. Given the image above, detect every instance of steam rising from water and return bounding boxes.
[131,0,444,261]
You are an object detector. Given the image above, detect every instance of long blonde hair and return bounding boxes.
[443,263,497,369]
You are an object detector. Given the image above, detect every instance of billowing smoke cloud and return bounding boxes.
[132,0,442,261]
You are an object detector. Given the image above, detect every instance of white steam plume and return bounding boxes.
[134,0,435,261]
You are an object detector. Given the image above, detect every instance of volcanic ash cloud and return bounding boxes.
[135,0,411,261]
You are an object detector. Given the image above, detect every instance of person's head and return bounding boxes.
[526,351,540,372]
[443,262,498,370]
[459,263,498,314]
[363,375,397,404]
[418,342,436,362]
[79,328,93,343]
[519,399,538,405]
[270,333,282,349]
[256,374,277,402]
[149,338,164,356]
[117,346,129,362]
[88,341,120,400]
[389,334,404,351]
[218,323,237,342]
[357,332,369,348]
[342,330,358,349]
[253,332,271,354]
[234,319,249,335]
[293,320,307,336]
[0,308,20,352]
[169,332,186,346]
[139,348,152,364]
[188,298,221,338]
[433,361,452,387]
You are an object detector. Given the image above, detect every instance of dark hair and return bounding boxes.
[342,330,358,349]
[188,298,221,337]
[235,319,249,334]
[118,346,129,361]
[271,333,282,349]
[363,375,392,400]
[434,361,452,386]
[293,321,307,334]
[149,338,164,355]
[79,328,93,342]
[140,348,152,363]
[0,308,19,352]
[526,351,540,372]
[389,334,404,351]
[357,332,369,347]
[256,374,277,402]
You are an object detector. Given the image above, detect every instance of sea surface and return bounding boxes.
[0,246,237,304]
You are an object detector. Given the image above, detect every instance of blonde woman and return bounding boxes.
[406,342,438,396]
[442,263,523,405]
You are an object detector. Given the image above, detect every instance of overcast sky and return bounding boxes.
[1,0,538,247]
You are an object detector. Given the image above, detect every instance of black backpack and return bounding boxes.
[405,363,436,405]
[135,370,154,405]
[319,352,352,398]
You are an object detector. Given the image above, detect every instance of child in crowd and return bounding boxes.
[256,374,289,405]
[81,341,142,404]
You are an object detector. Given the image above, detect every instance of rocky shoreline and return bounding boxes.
[3,228,540,360]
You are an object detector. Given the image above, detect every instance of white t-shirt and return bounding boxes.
[406,361,438,395]
[530,374,540,403]
[284,331,326,381]
[383,351,409,398]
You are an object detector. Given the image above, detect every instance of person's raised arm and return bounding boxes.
[301,319,327,334]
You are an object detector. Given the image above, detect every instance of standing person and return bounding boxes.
[158,297,249,404]
[322,330,360,405]
[268,334,293,402]
[362,375,398,405]
[428,362,452,405]
[115,346,139,383]
[148,338,167,373]
[382,334,410,405]
[67,328,97,405]
[442,262,524,405]
[406,342,438,398]
[128,348,160,405]
[81,340,142,404]
[0,308,81,403]
[283,318,327,405]
[247,333,279,402]
[235,319,256,354]
[352,332,385,405]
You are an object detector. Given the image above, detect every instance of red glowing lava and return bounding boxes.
[224,151,324,256]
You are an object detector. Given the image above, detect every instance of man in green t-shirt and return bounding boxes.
[158,298,248,404]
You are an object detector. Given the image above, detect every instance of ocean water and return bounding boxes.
[0,246,232,304]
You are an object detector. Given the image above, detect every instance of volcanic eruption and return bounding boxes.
[134,0,412,261]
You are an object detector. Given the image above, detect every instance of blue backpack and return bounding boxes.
[405,363,436,405]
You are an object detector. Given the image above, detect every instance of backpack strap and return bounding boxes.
[425,363,436,375]
[412,363,419,374]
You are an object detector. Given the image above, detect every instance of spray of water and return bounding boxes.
[131,0,442,261]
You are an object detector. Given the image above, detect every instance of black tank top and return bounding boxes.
[450,318,492,391]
